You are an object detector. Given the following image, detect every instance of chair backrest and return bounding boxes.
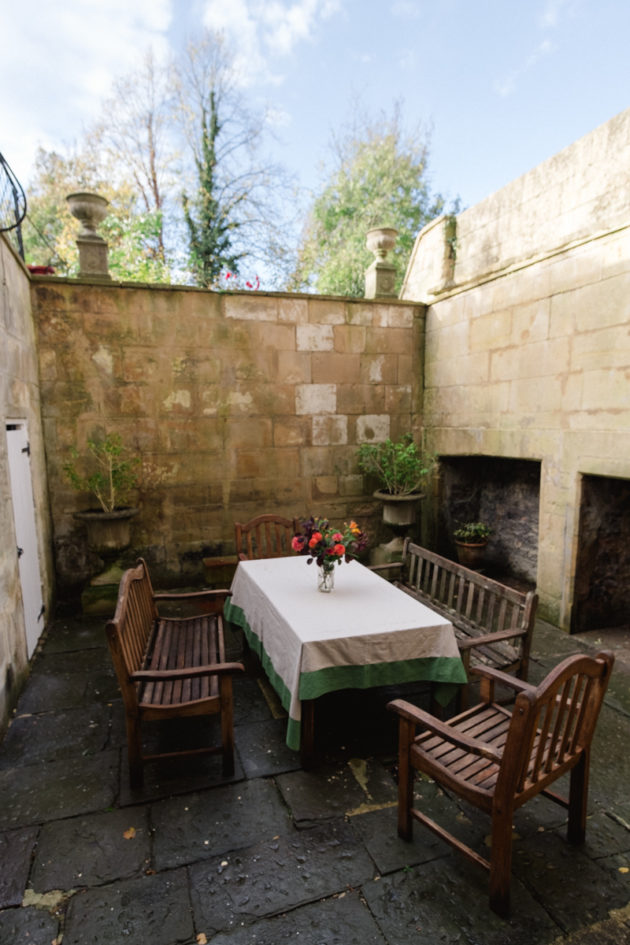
[106,558,158,679]
[234,514,299,560]
[499,651,614,800]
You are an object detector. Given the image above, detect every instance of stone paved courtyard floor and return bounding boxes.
[1,609,630,944]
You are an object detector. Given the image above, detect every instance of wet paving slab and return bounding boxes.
[1,612,630,944]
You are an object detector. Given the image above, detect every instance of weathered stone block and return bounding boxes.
[312,415,348,446]
[295,383,336,415]
[312,351,360,384]
[296,323,334,351]
[355,414,390,443]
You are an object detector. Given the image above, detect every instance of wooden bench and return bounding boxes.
[106,558,244,788]
[374,539,538,702]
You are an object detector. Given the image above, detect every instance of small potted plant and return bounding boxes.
[64,432,140,553]
[357,434,435,529]
[453,521,491,569]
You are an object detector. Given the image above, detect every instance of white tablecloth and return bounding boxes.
[224,556,466,749]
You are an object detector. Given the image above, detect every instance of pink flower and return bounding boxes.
[291,535,306,552]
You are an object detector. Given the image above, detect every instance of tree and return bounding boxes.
[91,48,177,265]
[22,146,171,283]
[174,30,295,288]
[290,105,447,297]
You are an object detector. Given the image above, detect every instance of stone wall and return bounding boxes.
[0,237,55,735]
[402,107,630,629]
[32,282,424,590]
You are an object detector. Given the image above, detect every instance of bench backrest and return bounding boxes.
[106,558,157,681]
[403,540,537,638]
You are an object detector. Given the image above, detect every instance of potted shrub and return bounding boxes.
[64,432,140,553]
[453,521,491,569]
[357,434,435,530]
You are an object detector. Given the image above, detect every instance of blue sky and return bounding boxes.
[1,0,629,213]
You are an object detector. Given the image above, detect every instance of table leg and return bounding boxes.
[300,699,315,768]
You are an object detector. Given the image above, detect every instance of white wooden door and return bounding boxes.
[6,422,45,657]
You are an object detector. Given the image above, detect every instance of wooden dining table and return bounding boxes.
[223,556,467,762]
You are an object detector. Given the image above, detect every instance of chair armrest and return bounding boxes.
[387,698,502,763]
[469,664,535,693]
[368,561,403,573]
[456,627,527,649]
[153,588,231,602]
[131,661,245,682]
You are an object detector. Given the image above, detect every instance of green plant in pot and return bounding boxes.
[453,521,491,569]
[357,435,435,558]
[64,432,140,553]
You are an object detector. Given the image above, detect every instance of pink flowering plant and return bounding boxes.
[222,271,260,291]
[291,517,368,570]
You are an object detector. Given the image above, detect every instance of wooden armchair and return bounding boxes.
[234,513,299,561]
[388,650,614,916]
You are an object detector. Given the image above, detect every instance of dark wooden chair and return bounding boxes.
[106,558,244,788]
[234,513,299,561]
[388,650,614,916]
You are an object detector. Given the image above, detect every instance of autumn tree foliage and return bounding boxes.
[290,105,446,297]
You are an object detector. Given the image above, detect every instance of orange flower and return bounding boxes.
[309,532,323,548]
[333,543,345,556]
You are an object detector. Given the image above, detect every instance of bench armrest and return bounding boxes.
[131,660,245,682]
[387,698,502,763]
[456,627,527,649]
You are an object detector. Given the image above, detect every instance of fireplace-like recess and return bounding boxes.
[572,474,630,633]
[437,456,540,586]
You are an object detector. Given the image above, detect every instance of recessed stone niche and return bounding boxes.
[572,474,630,633]
[437,456,540,586]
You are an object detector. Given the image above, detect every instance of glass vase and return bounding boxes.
[317,564,335,593]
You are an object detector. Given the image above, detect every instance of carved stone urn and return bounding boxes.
[365,226,398,298]
[66,191,111,279]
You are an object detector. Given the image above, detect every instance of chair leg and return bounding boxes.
[489,805,514,918]
[567,751,588,844]
[219,677,235,776]
[397,718,415,841]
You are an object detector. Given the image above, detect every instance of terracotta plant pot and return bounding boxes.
[454,540,488,570]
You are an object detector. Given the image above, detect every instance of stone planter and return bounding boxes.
[74,507,139,554]
[374,490,423,528]
[371,491,424,564]
[66,192,109,235]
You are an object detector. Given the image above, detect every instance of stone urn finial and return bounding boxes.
[365,226,398,298]
[66,191,111,280]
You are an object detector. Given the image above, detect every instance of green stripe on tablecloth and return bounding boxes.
[224,599,297,741]
[298,657,467,706]
[224,598,467,748]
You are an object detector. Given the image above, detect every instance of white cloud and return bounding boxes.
[494,37,555,98]
[0,0,173,182]
[392,1,421,18]
[539,0,576,29]
[202,0,340,86]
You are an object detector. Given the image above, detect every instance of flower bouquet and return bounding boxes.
[292,517,368,592]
